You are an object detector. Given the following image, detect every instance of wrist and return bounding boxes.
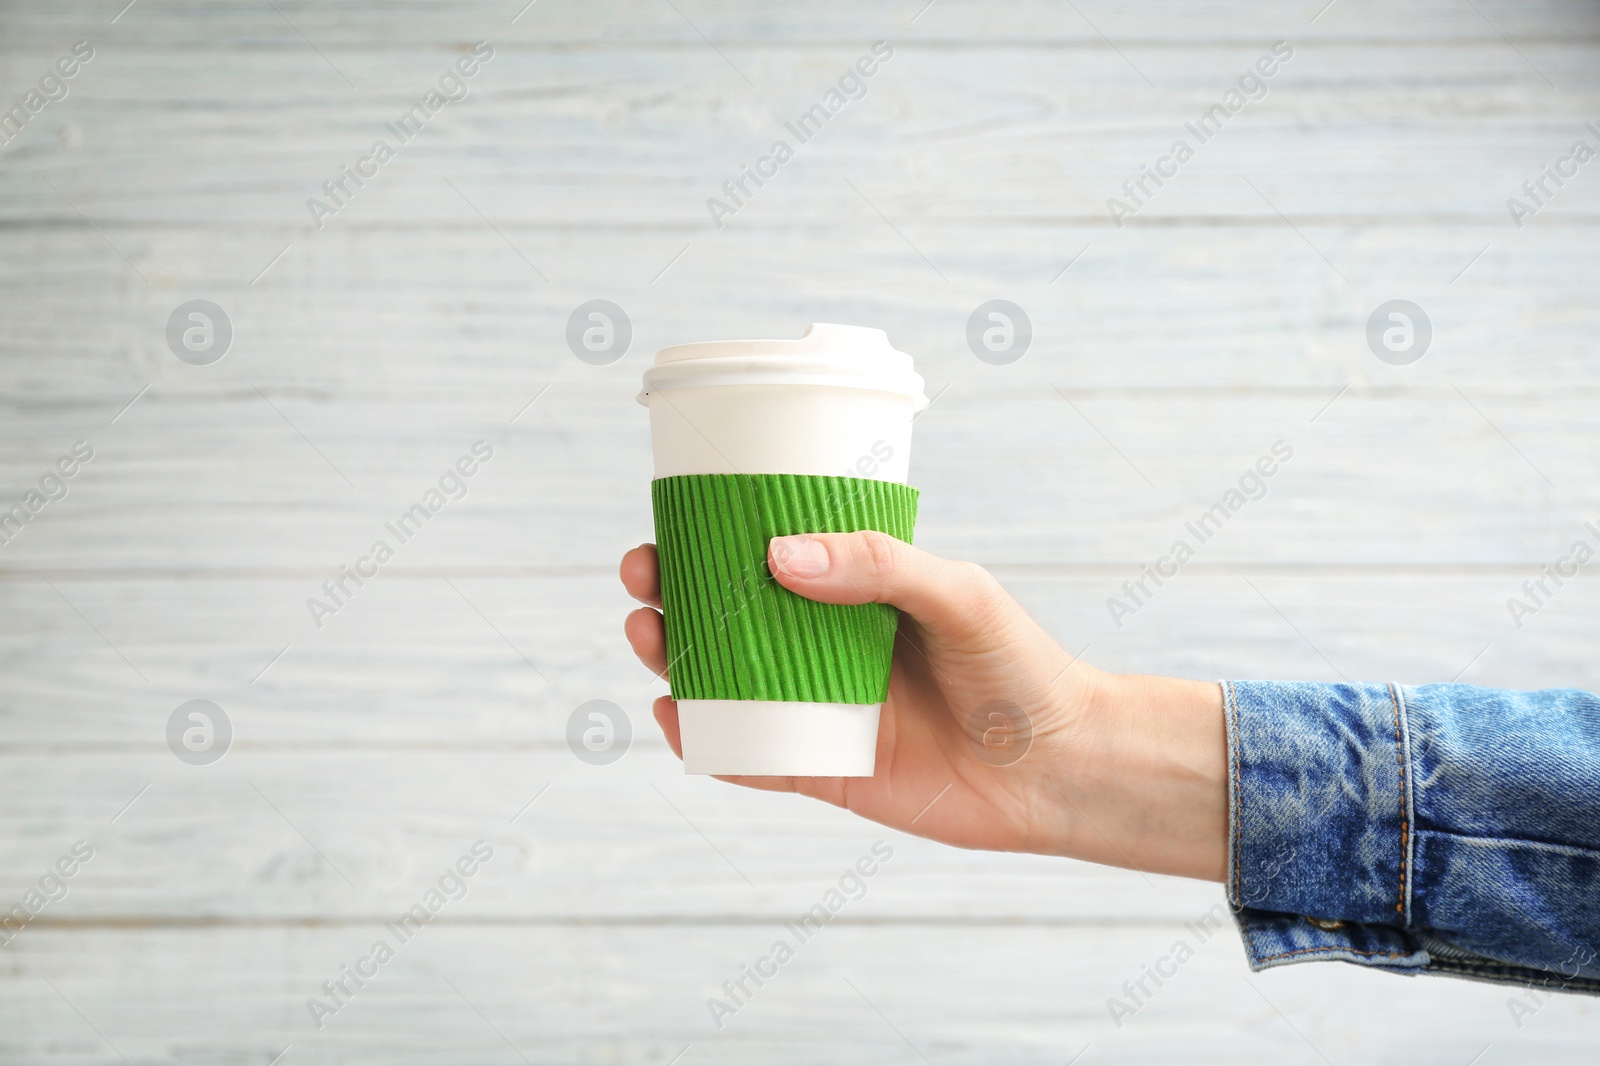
[1045,670,1229,882]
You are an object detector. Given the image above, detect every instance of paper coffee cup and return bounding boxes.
[637,323,928,776]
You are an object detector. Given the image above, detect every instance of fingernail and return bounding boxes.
[770,535,830,578]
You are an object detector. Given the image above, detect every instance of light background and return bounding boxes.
[2,0,1598,1062]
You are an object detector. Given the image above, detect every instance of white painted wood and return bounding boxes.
[1,925,1594,1064]
[2,57,1599,227]
[0,573,1594,748]
[6,0,1600,47]
[1,0,1597,1059]
[0,746,1216,921]
[0,353,1595,572]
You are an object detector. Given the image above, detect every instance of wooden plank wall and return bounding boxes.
[2,1,1597,1062]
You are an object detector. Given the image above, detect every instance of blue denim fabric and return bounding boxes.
[1223,680,1600,994]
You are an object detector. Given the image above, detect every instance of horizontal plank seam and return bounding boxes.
[0,564,1575,581]
[2,915,1228,929]
[6,38,1599,51]
[6,216,1600,232]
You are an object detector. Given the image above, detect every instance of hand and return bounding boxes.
[621,531,1228,881]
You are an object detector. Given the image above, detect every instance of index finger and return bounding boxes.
[620,543,662,607]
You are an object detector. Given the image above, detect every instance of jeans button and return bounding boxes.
[1305,916,1345,931]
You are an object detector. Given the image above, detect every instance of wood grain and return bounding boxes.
[0,572,1595,748]
[2,925,1594,1065]
[2,0,1597,1059]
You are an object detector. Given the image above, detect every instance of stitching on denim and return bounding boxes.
[1387,682,1409,920]
[1427,959,1600,994]
[1252,948,1600,992]
[1256,944,1414,962]
[1392,682,1418,926]
[1234,904,1260,966]
[1226,680,1243,909]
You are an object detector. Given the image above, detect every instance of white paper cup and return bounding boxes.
[637,323,927,776]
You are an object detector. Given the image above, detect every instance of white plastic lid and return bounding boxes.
[637,323,928,412]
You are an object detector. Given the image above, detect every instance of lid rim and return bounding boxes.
[653,322,895,364]
[640,323,928,411]
[635,376,929,412]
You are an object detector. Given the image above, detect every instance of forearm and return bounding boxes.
[1044,670,1229,882]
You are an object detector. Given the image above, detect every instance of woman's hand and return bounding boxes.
[621,531,1228,882]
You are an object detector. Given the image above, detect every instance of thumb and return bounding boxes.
[767,531,1004,641]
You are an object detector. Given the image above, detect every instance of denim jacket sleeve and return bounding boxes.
[1223,680,1600,994]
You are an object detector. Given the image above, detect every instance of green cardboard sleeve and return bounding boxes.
[650,473,919,704]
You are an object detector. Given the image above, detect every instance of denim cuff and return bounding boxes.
[1223,679,1430,973]
[1221,679,1600,993]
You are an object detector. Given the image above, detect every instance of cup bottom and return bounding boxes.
[677,699,881,777]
